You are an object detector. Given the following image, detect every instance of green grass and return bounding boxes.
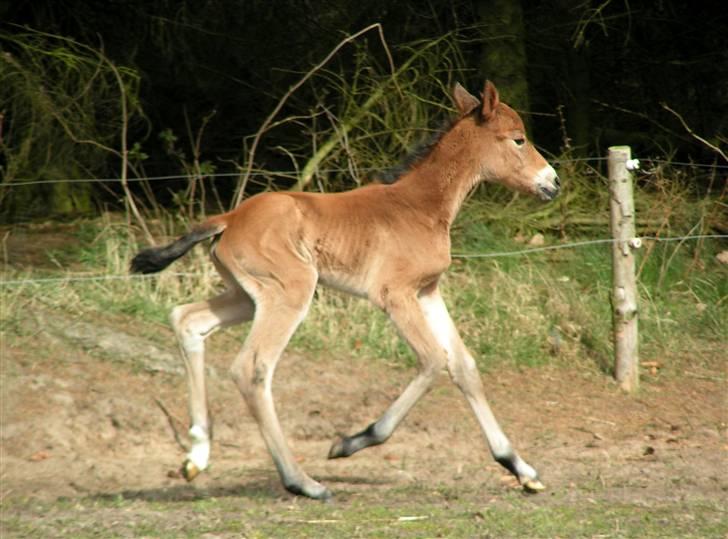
[2,200,726,374]
[2,486,725,538]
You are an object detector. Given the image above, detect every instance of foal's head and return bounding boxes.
[453,81,559,201]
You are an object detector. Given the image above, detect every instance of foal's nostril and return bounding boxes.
[554,175,561,189]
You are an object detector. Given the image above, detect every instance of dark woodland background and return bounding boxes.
[1,0,726,219]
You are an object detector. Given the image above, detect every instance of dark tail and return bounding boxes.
[130,219,226,274]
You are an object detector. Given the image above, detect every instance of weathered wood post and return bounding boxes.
[608,146,640,392]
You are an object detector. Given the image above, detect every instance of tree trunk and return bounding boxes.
[554,0,592,154]
[476,0,531,130]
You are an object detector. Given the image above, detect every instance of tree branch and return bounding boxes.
[232,23,396,207]
[661,103,727,163]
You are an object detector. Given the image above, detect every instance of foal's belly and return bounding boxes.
[317,269,370,299]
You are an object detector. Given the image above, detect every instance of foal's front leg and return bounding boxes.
[329,289,448,458]
[329,287,544,492]
[420,291,544,491]
[170,289,254,480]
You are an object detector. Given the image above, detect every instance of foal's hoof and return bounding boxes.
[180,459,201,482]
[315,487,334,503]
[284,480,333,502]
[327,436,347,459]
[522,478,546,493]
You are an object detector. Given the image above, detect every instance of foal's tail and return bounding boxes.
[130,216,227,274]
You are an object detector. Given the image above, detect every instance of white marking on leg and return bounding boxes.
[187,425,210,471]
[182,334,204,354]
[420,294,455,357]
[514,458,538,482]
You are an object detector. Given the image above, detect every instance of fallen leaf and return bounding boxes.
[641,361,661,368]
[29,451,50,462]
[529,233,545,246]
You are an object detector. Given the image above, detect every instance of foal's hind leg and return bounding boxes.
[229,270,331,500]
[170,288,254,480]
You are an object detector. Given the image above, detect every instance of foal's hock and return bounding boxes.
[131,80,560,500]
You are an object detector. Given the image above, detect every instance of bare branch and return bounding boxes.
[232,23,396,207]
[154,398,189,452]
[104,54,156,245]
[661,103,728,163]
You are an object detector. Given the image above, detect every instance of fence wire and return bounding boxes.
[2,157,725,188]
[1,234,725,287]
[2,154,725,287]
[452,234,726,259]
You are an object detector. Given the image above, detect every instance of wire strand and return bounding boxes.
[0,272,199,286]
[1,235,725,287]
[2,156,724,188]
[645,158,728,169]
[452,234,727,258]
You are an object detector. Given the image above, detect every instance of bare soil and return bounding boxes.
[1,222,726,536]
[1,308,725,511]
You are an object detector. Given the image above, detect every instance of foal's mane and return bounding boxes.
[375,115,460,185]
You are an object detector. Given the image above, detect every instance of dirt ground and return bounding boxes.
[1,305,726,517]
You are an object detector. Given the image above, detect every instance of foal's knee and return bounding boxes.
[447,353,481,392]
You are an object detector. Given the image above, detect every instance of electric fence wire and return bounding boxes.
[1,234,725,287]
[2,156,725,188]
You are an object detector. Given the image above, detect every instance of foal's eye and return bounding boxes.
[513,137,526,147]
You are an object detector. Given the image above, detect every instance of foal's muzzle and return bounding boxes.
[536,166,560,201]
[539,178,560,201]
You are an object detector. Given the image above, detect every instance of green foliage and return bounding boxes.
[3,1,724,220]
[248,32,468,194]
[157,119,221,219]
[0,29,145,221]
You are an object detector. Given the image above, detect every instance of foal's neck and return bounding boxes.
[393,124,481,230]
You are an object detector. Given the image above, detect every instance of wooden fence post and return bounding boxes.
[608,146,640,392]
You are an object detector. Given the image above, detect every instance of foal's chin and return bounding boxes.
[537,185,560,201]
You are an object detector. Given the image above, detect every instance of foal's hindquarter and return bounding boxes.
[133,81,558,500]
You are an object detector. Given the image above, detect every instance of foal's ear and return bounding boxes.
[453,82,480,117]
[481,80,500,121]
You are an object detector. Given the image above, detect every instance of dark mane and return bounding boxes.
[375,116,457,185]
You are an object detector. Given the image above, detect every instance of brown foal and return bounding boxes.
[131,81,560,500]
